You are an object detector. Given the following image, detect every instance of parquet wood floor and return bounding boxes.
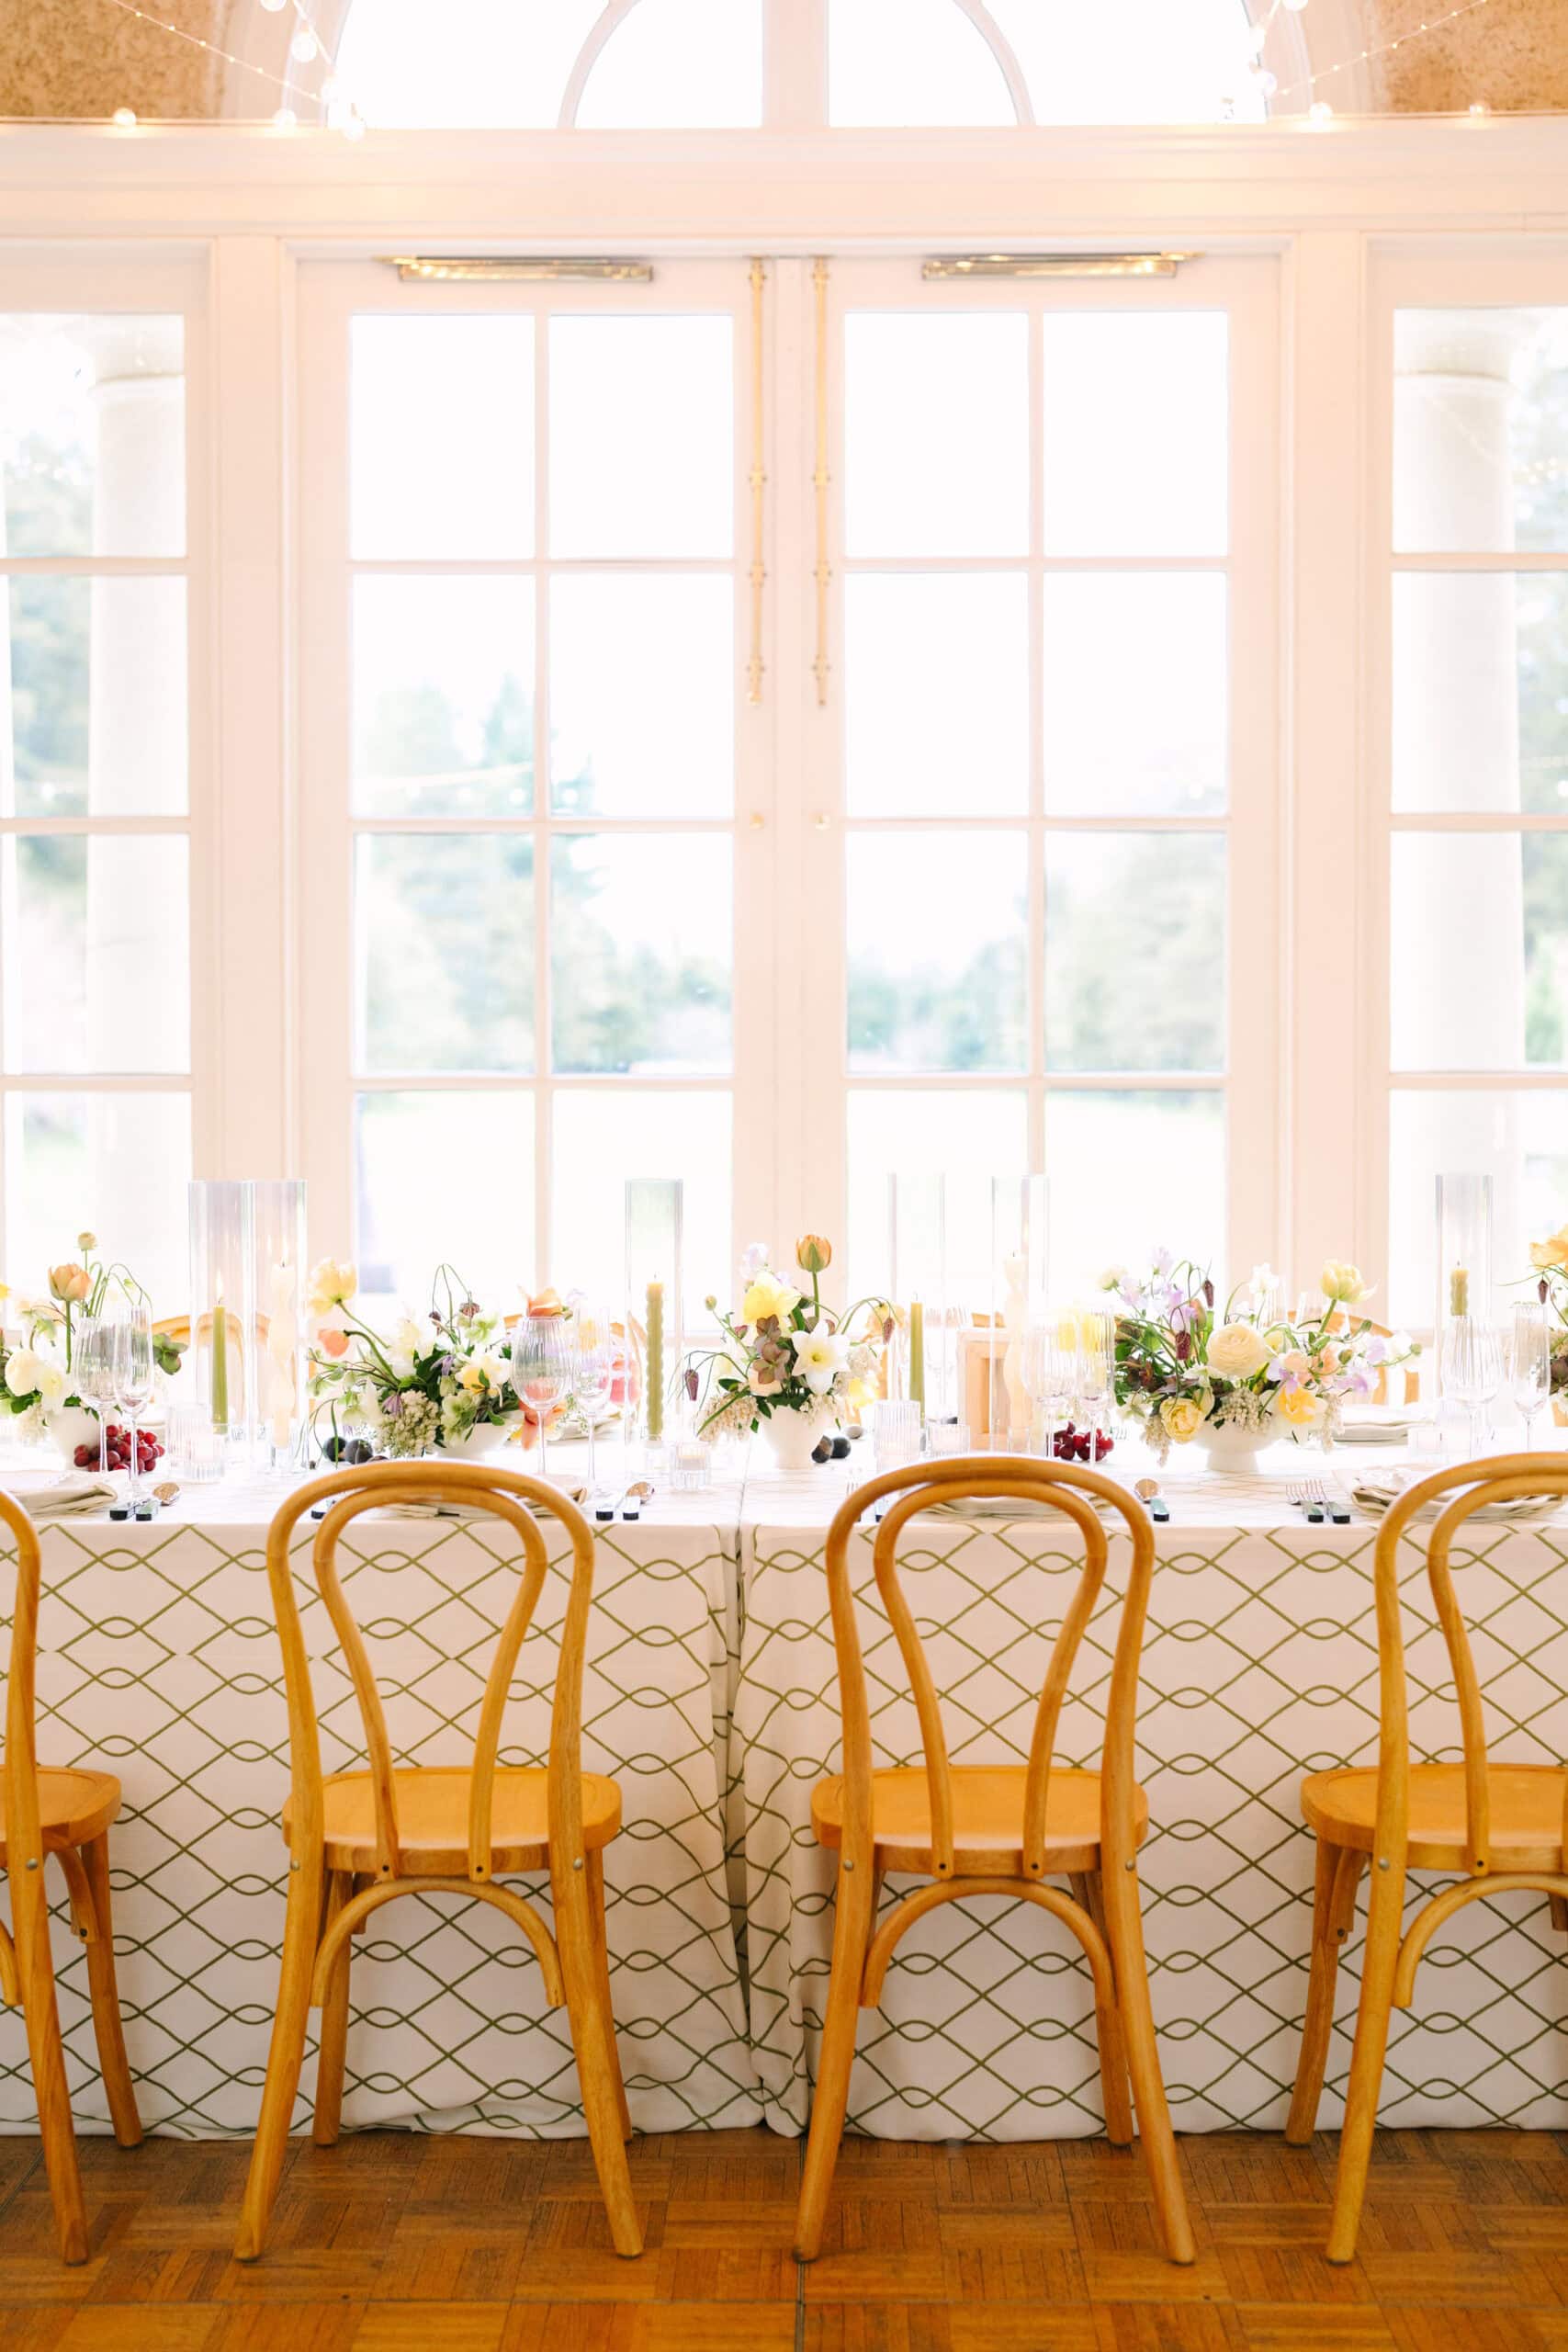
[5,2126,1568,2350]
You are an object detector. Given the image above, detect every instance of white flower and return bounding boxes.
[793,1328,849,1395]
[5,1347,41,1398]
[385,1317,423,1379]
[1099,1264,1130,1293]
[474,1350,512,1393]
[740,1241,770,1281]
[33,1361,65,1408]
[1207,1321,1272,1380]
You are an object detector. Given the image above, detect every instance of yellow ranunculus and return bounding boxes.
[1275,1385,1322,1430]
[1160,1395,1211,1443]
[308,1257,358,1317]
[1206,1320,1271,1379]
[741,1272,800,1327]
[1320,1260,1368,1306]
[1530,1226,1568,1272]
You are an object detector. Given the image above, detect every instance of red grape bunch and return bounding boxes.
[75,1424,163,1475]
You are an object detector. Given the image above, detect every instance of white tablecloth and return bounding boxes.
[6,1441,1568,2143]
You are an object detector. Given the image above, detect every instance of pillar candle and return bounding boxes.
[1450,1265,1470,1318]
[908,1299,926,1410]
[211,1281,230,1430]
[646,1281,664,1442]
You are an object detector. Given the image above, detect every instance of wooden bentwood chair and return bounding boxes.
[235,1462,640,2262]
[0,1487,142,2262]
[1286,1453,1568,2262]
[795,1455,1194,2266]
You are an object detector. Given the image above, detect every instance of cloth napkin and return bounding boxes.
[1349,1466,1562,1523]
[1,1470,119,1521]
[925,1490,1116,1521]
[388,1479,587,1521]
[1334,1411,1428,1445]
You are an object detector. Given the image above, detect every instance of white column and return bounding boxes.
[1390,308,1526,1312]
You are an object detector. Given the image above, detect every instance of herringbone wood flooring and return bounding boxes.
[5,2126,1568,2348]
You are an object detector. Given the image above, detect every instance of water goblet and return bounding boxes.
[107,1304,156,1505]
[1021,1317,1077,1458]
[512,1311,571,1483]
[1510,1301,1552,1451]
[1077,1308,1119,1463]
[1440,1318,1503,1463]
[73,1314,117,1475]
[569,1296,617,1499]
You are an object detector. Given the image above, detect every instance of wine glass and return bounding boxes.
[569,1296,616,1500]
[1510,1301,1552,1452]
[512,1311,571,1484]
[107,1304,156,1504]
[1021,1318,1077,1459]
[73,1315,116,1476]
[1440,1319,1503,1462]
[1077,1309,1118,1464]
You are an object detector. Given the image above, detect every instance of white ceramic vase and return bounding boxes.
[760,1405,829,1474]
[439,1411,524,1461]
[48,1402,103,1465]
[1192,1419,1271,1476]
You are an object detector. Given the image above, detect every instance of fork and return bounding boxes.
[1294,1476,1351,1526]
[1287,1480,1325,1525]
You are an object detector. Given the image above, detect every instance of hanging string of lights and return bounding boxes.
[1270,0,1497,112]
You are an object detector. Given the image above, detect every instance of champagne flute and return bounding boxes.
[512,1310,571,1484]
[1510,1301,1552,1451]
[1440,1319,1503,1462]
[1077,1309,1118,1464]
[1021,1317,1077,1459]
[73,1314,116,1476]
[570,1296,616,1500]
[108,1304,156,1505]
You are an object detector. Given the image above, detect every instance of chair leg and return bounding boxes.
[1551,1893,1568,1934]
[234,1859,323,2262]
[1325,1862,1405,2265]
[312,1869,354,2149]
[1100,1854,1195,2266]
[77,1834,142,2150]
[586,1851,632,2140]
[9,1857,88,2264]
[555,1856,642,2258]
[1072,1869,1134,2147]
[795,1854,875,2262]
[1286,1839,1362,2146]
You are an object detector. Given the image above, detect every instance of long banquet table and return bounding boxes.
[5,1441,1568,2145]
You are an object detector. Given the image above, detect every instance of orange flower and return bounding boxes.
[525,1287,566,1317]
[316,1327,350,1360]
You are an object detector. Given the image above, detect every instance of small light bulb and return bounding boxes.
[320,73,341,103]
[1247,24,1268,56]
[1309,97,1334,122]
[1250,64,1278,95]
[272,105,299,130]
[290,27,318,62]
[259,0,287,10]
[111,106,137,128]
[1469,99,1491,116]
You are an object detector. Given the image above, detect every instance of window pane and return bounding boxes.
[7,576,187,819]
[1047,1091,1225,1297]
[351,317,533,560]
[829,0,1015,124]
[552,1090,730,1329]
[1042,314,1227,557]
[577,0,762,127]
[0,313,184,559]
[848,831,1027,1074]
[845,314,1029,559]
[352,577,533,819]
[551,574,733,818]
[1045,833,1225,1072]
[4,836,188,1074]
[5,1091,190,1306]
[1389,1089,1568,1329]
[355,1090,533,1306]
[1394,309,1568,556]
[1393,572,1568,817]
[1043,573,1227,815]
[846,574,1028,817]
[846,1088,1028,1302]
[334,0,602,128]
[551,835,732,1075]
[355,834,533,1074]
[550,317,732,560]
[988,0,1263,126]
[1392,833,1568,1071]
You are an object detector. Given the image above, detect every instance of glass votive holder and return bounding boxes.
[671,1437,712,1492]
[873,1398,923,1473]
[166,1400,228,1485]
[926,1419,971,1457]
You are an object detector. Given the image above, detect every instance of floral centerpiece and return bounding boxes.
[1106,1251,1417,1470]
[685,1237,886,1472]
[0,1232,184,1454]
[307,1261,524,1459]
[1528,1222,1568,1415]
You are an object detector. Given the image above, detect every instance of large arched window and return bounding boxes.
[330,0,1273,131]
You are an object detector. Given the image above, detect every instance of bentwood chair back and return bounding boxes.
[1286,1453,1568,2260]
[795,1454,1193,2266]
[0,1487,142,2262]
[234,1460,639,2262]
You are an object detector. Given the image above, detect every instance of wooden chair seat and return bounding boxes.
[0,1766,120,1856]
[282,1765,622,1874]
[1304,1760,1568,1871]
[811,1764,1150,1876]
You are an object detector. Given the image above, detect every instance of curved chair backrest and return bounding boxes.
[823,1454,1156,1883]
[1371,1453,1568,1877]
[0,1488,43,1905]
[263,1462,600,1888]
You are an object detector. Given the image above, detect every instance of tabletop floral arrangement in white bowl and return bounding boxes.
[685,1237,886,1472]
[307,1260,523,1459]
[1105,1251,1417,1473]
[0,1232,185,1457]
[1527,1220,1568,1419]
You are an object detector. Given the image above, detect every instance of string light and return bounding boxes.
[289,28,319,63]
[1273,0,1495,107]
[1309,98,1335,122]
[84,0,360,135]
[111,106,137,128]
[272,106,299,130]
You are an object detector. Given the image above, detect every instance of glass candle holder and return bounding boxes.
[187,1181,253,1456]
[252,1181,308,1472]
